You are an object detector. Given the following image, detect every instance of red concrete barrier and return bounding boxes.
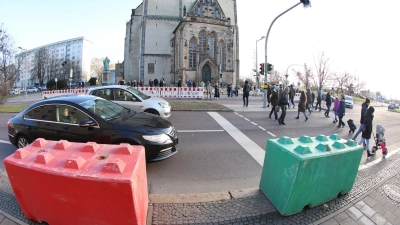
[4,139,148,225]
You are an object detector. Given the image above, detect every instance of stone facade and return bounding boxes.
[124,0,239,86]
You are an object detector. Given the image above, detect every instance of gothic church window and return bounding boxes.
[208,33,215,60]
[189,38,197,69]
[199,31,207,61]
[218,41,226,71]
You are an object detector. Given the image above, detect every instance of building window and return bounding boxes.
[208,33,215,59]
[199,30,207,61]
[148,63,154,74]
[189,38,197,69]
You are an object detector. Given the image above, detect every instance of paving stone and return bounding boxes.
[383,201,396,213]
[374,194,389,206]
[357,216,374,225]
[371,213,387,225]
[0,218,18,225]
[338,217,358,225]
[383,210,397,224]
[333,211,349,224]
[359,204,376,218]
[319,218,339,225]
[362,196,377,207]
[368,190,378,199]
[346,207,364,221]
[0,215,4,222]
[355,201,366,209]
[372,203,388,216]
[384,221,393,225]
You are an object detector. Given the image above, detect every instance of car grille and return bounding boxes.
[151,147,177,162]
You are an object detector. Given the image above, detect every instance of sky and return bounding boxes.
[1,0,399,100]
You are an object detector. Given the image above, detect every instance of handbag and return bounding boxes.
[276,106,280,112]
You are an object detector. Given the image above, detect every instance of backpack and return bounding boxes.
[244,84,249,92]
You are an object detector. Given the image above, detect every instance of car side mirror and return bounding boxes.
[79,119,97,127]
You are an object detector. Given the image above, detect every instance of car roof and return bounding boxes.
[89,85,128,90]
[40,94,98,104]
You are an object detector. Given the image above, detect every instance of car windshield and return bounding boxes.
[79,98,127,120]
[127,87,151,100]
[345,96,352,101]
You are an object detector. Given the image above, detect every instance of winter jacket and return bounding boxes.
[311,92,315,102]
[362,107,375,139]
[306,90,312,104]
[360,102,369,124]
[297,94,306,112]
[337,99,346,117]
[270,90,279,106]
[317,94,322,103]
[279,91,289,106]
[326,93,332,106]
[333,98,340,111]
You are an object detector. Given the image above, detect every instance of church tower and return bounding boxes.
[124,0,239,87]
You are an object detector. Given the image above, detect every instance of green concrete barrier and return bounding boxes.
[259,134,363,216]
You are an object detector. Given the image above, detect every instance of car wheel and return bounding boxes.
[17,135,30,148]
[145,109,160,116]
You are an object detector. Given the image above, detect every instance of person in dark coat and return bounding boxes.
[177,79,182,87]
[159,78,164,87]
[267,86,272,107]
[352,98,370,141]
[289,85,295,108]
[154,78,159,87]
[295,91,308,121]
[268,85,279,120]
[243,80,250,106]
[314,90,322,111]
[214,83,220,99]
[227,84,232,97]
[324,91,332,117]
[336,93,346,128]
[278,87,290,125]
[311,91,315,108]
[358,106,375,157]
[306,89,312,115]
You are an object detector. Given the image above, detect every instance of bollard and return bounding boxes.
[4,139,148,225]
[259,134,363,216]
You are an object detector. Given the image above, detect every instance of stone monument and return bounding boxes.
[102,57,111,86]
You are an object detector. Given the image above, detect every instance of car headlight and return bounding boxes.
[158,102,170,108]
[143,134,171,143]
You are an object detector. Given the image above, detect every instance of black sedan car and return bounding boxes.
[7,95,178,161]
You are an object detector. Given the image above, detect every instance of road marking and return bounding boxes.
[208,112,264,166]
[178,130,224,133]
[238,115,243,117]
[0,140,12,145]
[251,122,257,126]
[267,132,276,137]
[258,126,266,131]
[244,118,250,121]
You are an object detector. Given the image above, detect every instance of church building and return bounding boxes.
[123,0,239,86]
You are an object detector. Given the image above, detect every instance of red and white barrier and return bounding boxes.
[42,88,89,99]
[294,93,301,102]
[4,139,148,225]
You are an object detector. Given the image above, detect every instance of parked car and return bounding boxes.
[7,95,178,161]
[26,86,38,93]
[87,85,171,118]
[388,102,397,110]
[345,95,354,109]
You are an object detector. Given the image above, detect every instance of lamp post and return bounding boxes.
[284,63,306,89]
[55,78,58,90]
[18,47,28,99]
[69,69,73,90]
[255,36,265,88]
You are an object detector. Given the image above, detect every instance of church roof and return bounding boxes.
[187,0,227,20]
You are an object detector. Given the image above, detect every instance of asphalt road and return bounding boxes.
[1,98,399,196]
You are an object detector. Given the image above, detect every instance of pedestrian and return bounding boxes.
[315,90,322,111]
[127,80,131,86]
[187,80,192,87]
[358,106,375,157]
[214,83,220,99]
[290,85,295,109]
[230,84,234,97]
[337,93,346,128]
[199,80,205,88]
[227,84,232,97]
[295,91,308,121]
[133,80,137,87]
[243,80,250,107]
[311,91,315,108]
[352,98,371,141]
[268,85,279,120]
[278,87,290,125]
[306,89,312,115]
[235,84,239,97]
[267,85,272,107]
[206,82,213,100]
[193,81,197,88]
[324,91,332,117]
[177,79,182,87]
[149,79,154,87]
[332,97,340,123]
[138,79,143,87]
[154,78,159,87]
[159,78,164,87]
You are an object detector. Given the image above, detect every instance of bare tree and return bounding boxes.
[294,67,313,90]
[345,75,366,96]
[0,24,24,104]
[268,70,283,86]
[91,57,104,84]
[313,52,331,91]
[31,48,50,86]
[332,71,352,94]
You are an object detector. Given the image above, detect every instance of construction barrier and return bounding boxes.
[259,135,363,216]
[4,139,148,225]
[294,93,301,102]
[42,88,89,99]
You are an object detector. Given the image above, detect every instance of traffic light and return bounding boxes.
[267,63,274,73]
[259,63,264,75]
[300,0,311,8]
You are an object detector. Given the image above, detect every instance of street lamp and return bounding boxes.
[69,69,73,90]
[18,47,28,99]
[55,78,58,90]
[284,63,307,89]
[255,36,265,88]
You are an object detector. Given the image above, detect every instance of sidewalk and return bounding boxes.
[1,95,399,225]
